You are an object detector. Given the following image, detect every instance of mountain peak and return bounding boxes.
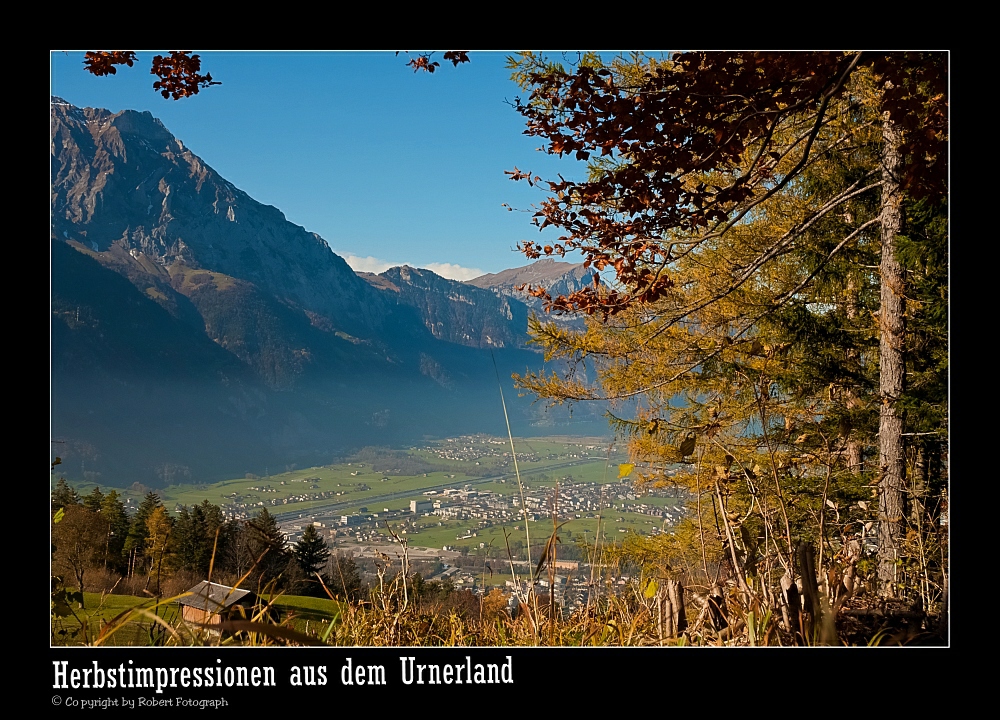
[466,258,590,291]
[465,259,592,327]
[50,97,394,339]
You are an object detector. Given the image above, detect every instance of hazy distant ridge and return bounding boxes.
[50,98,605,486]
[467,258,594,327]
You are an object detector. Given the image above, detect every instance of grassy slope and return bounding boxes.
[52,592,343,647]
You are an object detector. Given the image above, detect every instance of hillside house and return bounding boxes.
[177,581,260,628]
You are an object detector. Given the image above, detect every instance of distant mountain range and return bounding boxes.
[468,258,594,328]
[50,97,604,487]
[359,266,530,350]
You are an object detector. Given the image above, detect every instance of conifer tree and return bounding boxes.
[199,499,226,540]
[124,492,163,576]
[83,486,105,513]
[51,477,80,511]
[99,489,130,573]
[173,505,200,574]
[292,524,330,595]
[293,524,329,575]
[173,500,229,576]
[245,508,289,590]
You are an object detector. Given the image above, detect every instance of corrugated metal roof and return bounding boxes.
[177,581,253,612]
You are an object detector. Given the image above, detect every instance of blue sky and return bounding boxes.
[50,50,592,280]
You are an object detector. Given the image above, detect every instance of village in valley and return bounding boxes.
[146,434,688,614]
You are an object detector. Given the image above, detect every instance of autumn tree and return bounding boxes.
[507,51,946,612]
[81,51,219,99]
[78,50,469,101]
[124,491,164,577]
[145,506,175,596]
[52,505,108,593]
[516,103,884,615]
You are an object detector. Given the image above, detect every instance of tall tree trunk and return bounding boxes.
[877,116,907,597]
[844,273,863,473]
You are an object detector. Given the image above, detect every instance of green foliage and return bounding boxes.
[173,500,227,576]
[52,477,80,511]
[51,585,83,619]
[897,196,948,437]
[83,486,105,513]
[124,492,164,575]
[244,508,290,591]
[98,489,130,573]
[348,446,455,476]
[292,524,331,596]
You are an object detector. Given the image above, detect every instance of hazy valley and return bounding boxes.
[50,97,607,488]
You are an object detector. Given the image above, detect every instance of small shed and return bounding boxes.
[177,581,259,627]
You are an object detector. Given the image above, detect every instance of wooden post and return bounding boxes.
[660,579,687,638]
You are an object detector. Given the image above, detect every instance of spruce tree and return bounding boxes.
[173,500,229,576]
[199,500,226,540]
[293,524,330,577]
[51,477,80,511]
[246,508,288,590]
[83,486,105,513]
[173,505,199,573]
[99,489,130,573]
[198,500,229,575]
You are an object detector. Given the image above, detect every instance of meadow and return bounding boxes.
[73,436,637,526]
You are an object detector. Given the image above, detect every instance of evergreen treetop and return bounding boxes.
[52,477,80,511]
[293,524,330,576]
[83,486,105,513]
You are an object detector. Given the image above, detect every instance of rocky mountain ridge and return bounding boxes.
[361,265,530,349]
[50,97,604,486]
[51,97,395,341]
[467,258,594,329]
